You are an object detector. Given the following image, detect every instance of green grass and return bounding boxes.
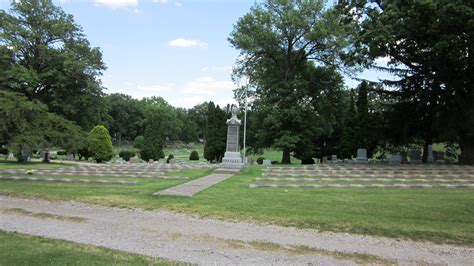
[0,231,178,265]
[0,166,472,246]
[0,160,75,170]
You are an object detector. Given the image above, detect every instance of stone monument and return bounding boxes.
[356,148,368,163]
[220,105,243,168]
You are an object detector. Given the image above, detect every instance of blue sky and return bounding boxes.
[1,0,391,109]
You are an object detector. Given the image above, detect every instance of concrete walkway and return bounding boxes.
[154,169,239,197]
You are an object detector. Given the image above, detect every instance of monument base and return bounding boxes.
[220,151,243,169]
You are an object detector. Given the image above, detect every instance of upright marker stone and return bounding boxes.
[220,105,243,168]
[356,148,368,163]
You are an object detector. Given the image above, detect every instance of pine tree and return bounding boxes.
[140,110,165,162]
[204,102,227,162]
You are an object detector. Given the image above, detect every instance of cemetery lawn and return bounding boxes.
[0,160,75,170]
[0,166,472,246]
[0,231,175,265]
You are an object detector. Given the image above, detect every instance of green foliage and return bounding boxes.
[189,150,200,161]
[166,154,174,163]
[87,125,113,163]
[140,110,165,162]
[0,147,8,155]
[133,135,144,150]
[118,150,135,162]
[0,0,107,129]
[203,102,227,162]
[342,0,474,163]
[104,93,145,144]
[229,0,354,163]
[56,151,67,156]
[0,91,83,162]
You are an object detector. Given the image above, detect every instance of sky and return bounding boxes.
[0,0,391,109]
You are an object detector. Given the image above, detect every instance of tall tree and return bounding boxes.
[0,0,106,129]
[341,0,474,163]
[229,0,356,163]
[0,90,82,162]
[204,102,227,163]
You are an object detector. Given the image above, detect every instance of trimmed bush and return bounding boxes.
[0,147,8,155]
[87,125,113,163]
[133,135,144,150]
[166,154,174,164]
[56,150,67,156]
[257,157,265,165]
[119,150,135,161]
[301,157,315,165]
[189,150,199,161]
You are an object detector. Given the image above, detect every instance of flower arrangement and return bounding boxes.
[26,169,36,175]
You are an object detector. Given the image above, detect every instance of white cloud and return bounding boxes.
[168,38,208,48]
[174,2,183,7]
[94,0,138,9]
[182,76,237,95]
[153,0,168,3]
[201,65,233,73]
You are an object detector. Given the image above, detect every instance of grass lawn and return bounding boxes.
[0,160,75,170]
[0,166,472,246]
[0,231,176,265]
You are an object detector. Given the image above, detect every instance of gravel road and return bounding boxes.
[1,195,472,265]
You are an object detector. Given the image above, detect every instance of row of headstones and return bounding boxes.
[330,146,445,164]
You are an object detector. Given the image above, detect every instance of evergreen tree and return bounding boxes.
[204,102,227,162]
[140,110,165,161]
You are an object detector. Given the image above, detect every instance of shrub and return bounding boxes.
[0,147,8,155]
[257,157,265,165]
[133,135,144,150]
[119,150,135,161]
[56,150,67,156]
[301,157,315,165]
[189,150,199,161]
[87,125,113,163]
[166,154,174,164]
[78,140,93,161]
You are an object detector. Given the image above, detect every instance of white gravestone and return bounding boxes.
[220,105,243,168]
[262,160,272,165]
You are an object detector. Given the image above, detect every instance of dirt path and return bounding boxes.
[0,195,472,265]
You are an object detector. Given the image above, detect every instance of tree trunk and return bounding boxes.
[281,147,291,164]
[422,142,429,164]
[459,135,474,165]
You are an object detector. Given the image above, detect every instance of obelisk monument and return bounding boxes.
[220,105,243,168]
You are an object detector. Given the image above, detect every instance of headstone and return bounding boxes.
[42,148,50,163]
[322,156,328,163]
[331,155,337,161]
[148,159,154,163]
[400,152,408,164]
[435,151,445,163]
[409,150,422,164]
[220,105,243,168]
[389,154,402,164]
[427,145,434,162]
[66,153,74,161]
[356,148,368,163]
[7,153,14,161]
[262,160,272,165]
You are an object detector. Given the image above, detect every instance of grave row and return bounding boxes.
[262,173,474,178]
[0,176,138,185]
[256,177,474,183]
[249,183,474,189]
